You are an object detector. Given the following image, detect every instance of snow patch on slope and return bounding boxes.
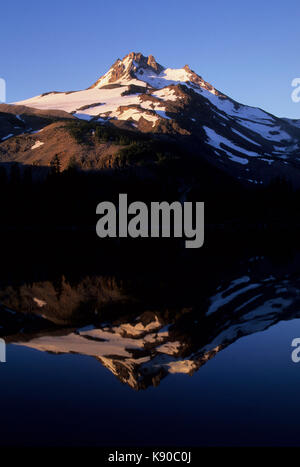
[203,126,260,164]
[31,140,44,150]
[1,133,14,141]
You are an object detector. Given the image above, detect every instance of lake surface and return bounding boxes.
[1,237,300,446]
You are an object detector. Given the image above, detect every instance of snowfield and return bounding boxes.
[203,126,259,164]
[16,87,141,116]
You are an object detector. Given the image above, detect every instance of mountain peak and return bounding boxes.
[90,52,164,89]
[129,52,163,72]
[89,52,222,97]
[117,52,164,73]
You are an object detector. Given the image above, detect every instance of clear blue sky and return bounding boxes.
[1,0,300,118]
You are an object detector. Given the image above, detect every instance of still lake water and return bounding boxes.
[2,320,300,446]
[1,241,300,446]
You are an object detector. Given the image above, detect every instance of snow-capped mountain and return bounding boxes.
[1,52,300,184]
[15,52,222,121]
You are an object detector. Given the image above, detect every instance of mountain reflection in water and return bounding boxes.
[1,250,300,390]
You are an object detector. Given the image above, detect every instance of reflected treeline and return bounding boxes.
[1,235,300,390]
